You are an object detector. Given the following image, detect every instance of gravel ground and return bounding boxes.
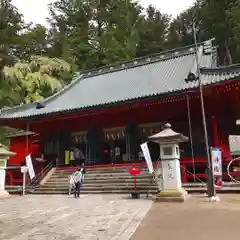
[0,194,152,240]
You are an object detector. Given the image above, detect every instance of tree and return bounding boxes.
[0,56,72,106]
[0,0,25,74]
[165,0,240,65]
[226,3,240,63]
[136,5,170,57]
[17,24,50,60]
[167,1,207,49]
[48,0,142,70]
[199,0,240,65]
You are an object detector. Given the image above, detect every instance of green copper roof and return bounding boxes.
[1,40,240,120]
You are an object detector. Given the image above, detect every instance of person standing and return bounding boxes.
[70,148,75,166]
[114,146,121,164]
[73,146,82,166]
[73,168,83,198]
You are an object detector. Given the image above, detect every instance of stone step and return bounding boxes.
[56,167,149,173]
[6,185,240,195]
[43,181,155,186]
[31,190,157,194]
[47,178,152,184]
[52,172,150,177]
[47,179,152,184]
[49,175,152,180]
[55,170,150,174]
[41,182,214,189]
[30,187,240,195]
[36,185,158,190]
[53,171,150,175]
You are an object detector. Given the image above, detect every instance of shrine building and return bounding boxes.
[1,39,240,183]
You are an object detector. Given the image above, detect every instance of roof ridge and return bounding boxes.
[79,39,214,77]
[200,63,240,74]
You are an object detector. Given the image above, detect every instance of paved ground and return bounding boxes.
[0,195,152,240]
[131,194,240,240]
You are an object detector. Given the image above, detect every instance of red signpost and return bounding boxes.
[129,167,141,198]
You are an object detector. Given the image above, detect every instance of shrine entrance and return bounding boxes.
[69,122,163,166]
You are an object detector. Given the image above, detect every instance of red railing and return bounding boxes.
[6,163,49,186]
[6,167,22,185]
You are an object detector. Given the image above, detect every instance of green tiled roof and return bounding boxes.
[1,40,240,120]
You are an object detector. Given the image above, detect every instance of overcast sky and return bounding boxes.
[12,0,196,26]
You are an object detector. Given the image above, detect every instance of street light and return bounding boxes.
[192,23,216,198]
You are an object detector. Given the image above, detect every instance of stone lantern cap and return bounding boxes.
[148,123,188,144]
[0,144,16,157]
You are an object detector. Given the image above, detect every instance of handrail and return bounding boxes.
[26,161,53,187]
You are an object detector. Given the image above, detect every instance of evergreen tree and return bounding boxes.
[136,5,170,57]
[0,0,25,73]
[48,0,142,70]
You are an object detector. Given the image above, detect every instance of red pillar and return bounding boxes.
[211,116,219,147]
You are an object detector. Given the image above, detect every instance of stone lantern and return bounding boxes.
[148,123,189,202]
[0,144,16,197]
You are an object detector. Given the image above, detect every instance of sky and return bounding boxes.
[12,0,196,26]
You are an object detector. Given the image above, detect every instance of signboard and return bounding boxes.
[21,166,28,173]
[140,142,154,174]
[229,135,240,156]
[26,154,35,180]
[210,147,222,176]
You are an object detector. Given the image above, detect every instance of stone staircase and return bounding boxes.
[33,166,159,194]
[6,165,240,195]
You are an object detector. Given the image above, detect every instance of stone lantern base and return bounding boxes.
[156,188,189,202]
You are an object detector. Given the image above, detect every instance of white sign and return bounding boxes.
[140,142,154,174]
[26,154,35,180]
[21,166,28,173]
[211,147,222,176]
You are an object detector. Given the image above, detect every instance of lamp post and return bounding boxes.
[192,23,216,198]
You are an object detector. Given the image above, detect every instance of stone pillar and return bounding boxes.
[158,144,188,201]
[0,144,16,197]
[149,123,189,202]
